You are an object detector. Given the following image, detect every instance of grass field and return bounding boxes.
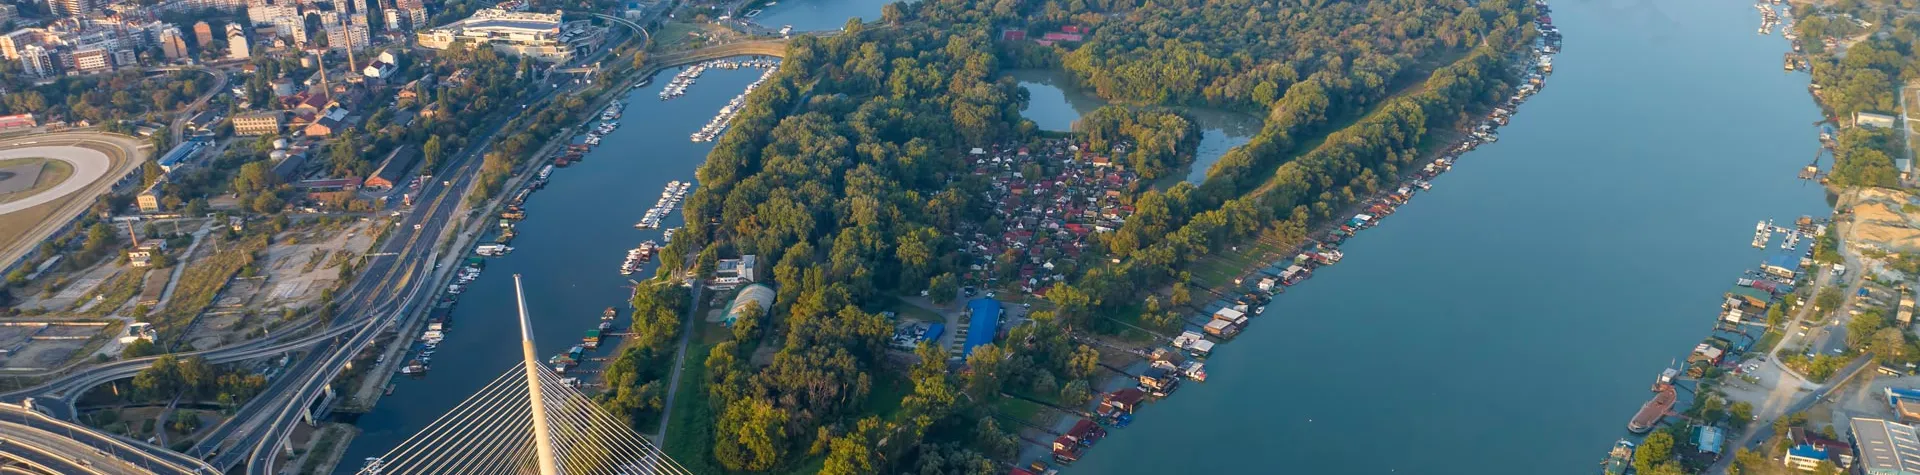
[0,158,72,205]
[0,196,68,261]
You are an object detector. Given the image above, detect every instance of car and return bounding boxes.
[1832,348,1844,354]
[413,224,423,230]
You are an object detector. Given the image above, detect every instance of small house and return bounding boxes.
[1100,388,1146,415]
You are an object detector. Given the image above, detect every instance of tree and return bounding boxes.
[1817,287,1844,312]
[250,193,284,214]
[713,398,789,471]
[423,135,444,170]
[1634,431,1674,474]
[1729,401,1754,429]
[1871,327,1908,363]
[1059,378,1092,406]
[819,427,878,475]
[1849,311,1888,348]
[963,344,1009,400]
[928,272,957,305]
[731,304,764,342]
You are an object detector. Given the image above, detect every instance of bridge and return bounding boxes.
[354,276,689,475]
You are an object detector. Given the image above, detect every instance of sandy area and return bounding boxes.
[1842,188,1920,252]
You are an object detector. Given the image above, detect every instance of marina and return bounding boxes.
[633,180,691,229]
[690,62,780,142]
[338,64,767,468]
[658,58,778,101]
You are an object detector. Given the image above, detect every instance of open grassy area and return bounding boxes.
[663,340,721,474]
[0,158,72,205]
[0,198,64,262]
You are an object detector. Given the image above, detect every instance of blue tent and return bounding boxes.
[1766,254,1799,271]
[963,298,1002,357]
[924,323,945,342]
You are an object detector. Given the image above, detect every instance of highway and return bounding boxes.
[0,23,779,472]
[0,404,213,474]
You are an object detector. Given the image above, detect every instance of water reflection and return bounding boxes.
[1007,69,1261,185]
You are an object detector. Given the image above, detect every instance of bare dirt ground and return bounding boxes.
[176,219,375,349]
[14,258,125,312]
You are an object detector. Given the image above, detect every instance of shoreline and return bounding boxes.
[1015,7,1563,468]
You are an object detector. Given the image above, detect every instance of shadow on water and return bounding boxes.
[1007,69,1262,186]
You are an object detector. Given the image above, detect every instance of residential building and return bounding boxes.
[1858,111,1900,129]
[0,29,42,60]
[159,26,188,60]
[0,4,18,25]
[69,47,113,73]
[232,111,284,135]
[192,21,213,48]
[136,181,164,212]
[1851,417,1920,475]
[249,4,298,28]
[302,107,349,137]
[325,23,368,51]
[417,9,578,63]
[18,44,55,78]
[712,255,758,287]
[47,0,96,18]
[226,23,250,59]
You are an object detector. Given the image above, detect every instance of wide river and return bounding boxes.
[341,0,1836,472]
[335,68,764,469]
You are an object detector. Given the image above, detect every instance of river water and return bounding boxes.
[1008,69,1261,185]
[342,0,1835,471]
[1068,0,1835,473]
[334,68,763,470]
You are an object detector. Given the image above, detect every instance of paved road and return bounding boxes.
[166,67,229,145]
[0,404,213,474]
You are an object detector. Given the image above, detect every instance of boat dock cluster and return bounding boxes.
[1602,215,1826,466]
[691,62,780,142]
[634,181,690,229]
[658,58,779,101]
[1757,2,1782,35]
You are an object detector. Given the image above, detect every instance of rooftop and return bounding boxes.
[1852,417,1920,474]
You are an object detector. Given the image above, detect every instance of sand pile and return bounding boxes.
[1844,188,1920,252]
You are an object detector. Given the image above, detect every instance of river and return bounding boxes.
[333,67,765,471]
[340,0,1835,471]
[1066,0,1835,473]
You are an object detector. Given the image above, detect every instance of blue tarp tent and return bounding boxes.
[964,298,1002,357]
[924,323,944,343]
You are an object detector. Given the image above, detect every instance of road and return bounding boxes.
[0,31,777,474]
[165,67,229,145]
[1712,239,1868,473]
[0,404,214,474]
[234,43,614,472]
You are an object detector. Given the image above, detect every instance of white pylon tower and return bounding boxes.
[514,274,561,475]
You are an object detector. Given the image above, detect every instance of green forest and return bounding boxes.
[641,0,1540,472]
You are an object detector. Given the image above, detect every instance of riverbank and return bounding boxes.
[329,62,772,471]
[1065,0,1836,470]
[1005,11,1564,470]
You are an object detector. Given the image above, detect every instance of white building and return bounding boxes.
[417,9,577,63]
[326,23,369,51]
[18,44,56,78]
[226,23,250,59]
